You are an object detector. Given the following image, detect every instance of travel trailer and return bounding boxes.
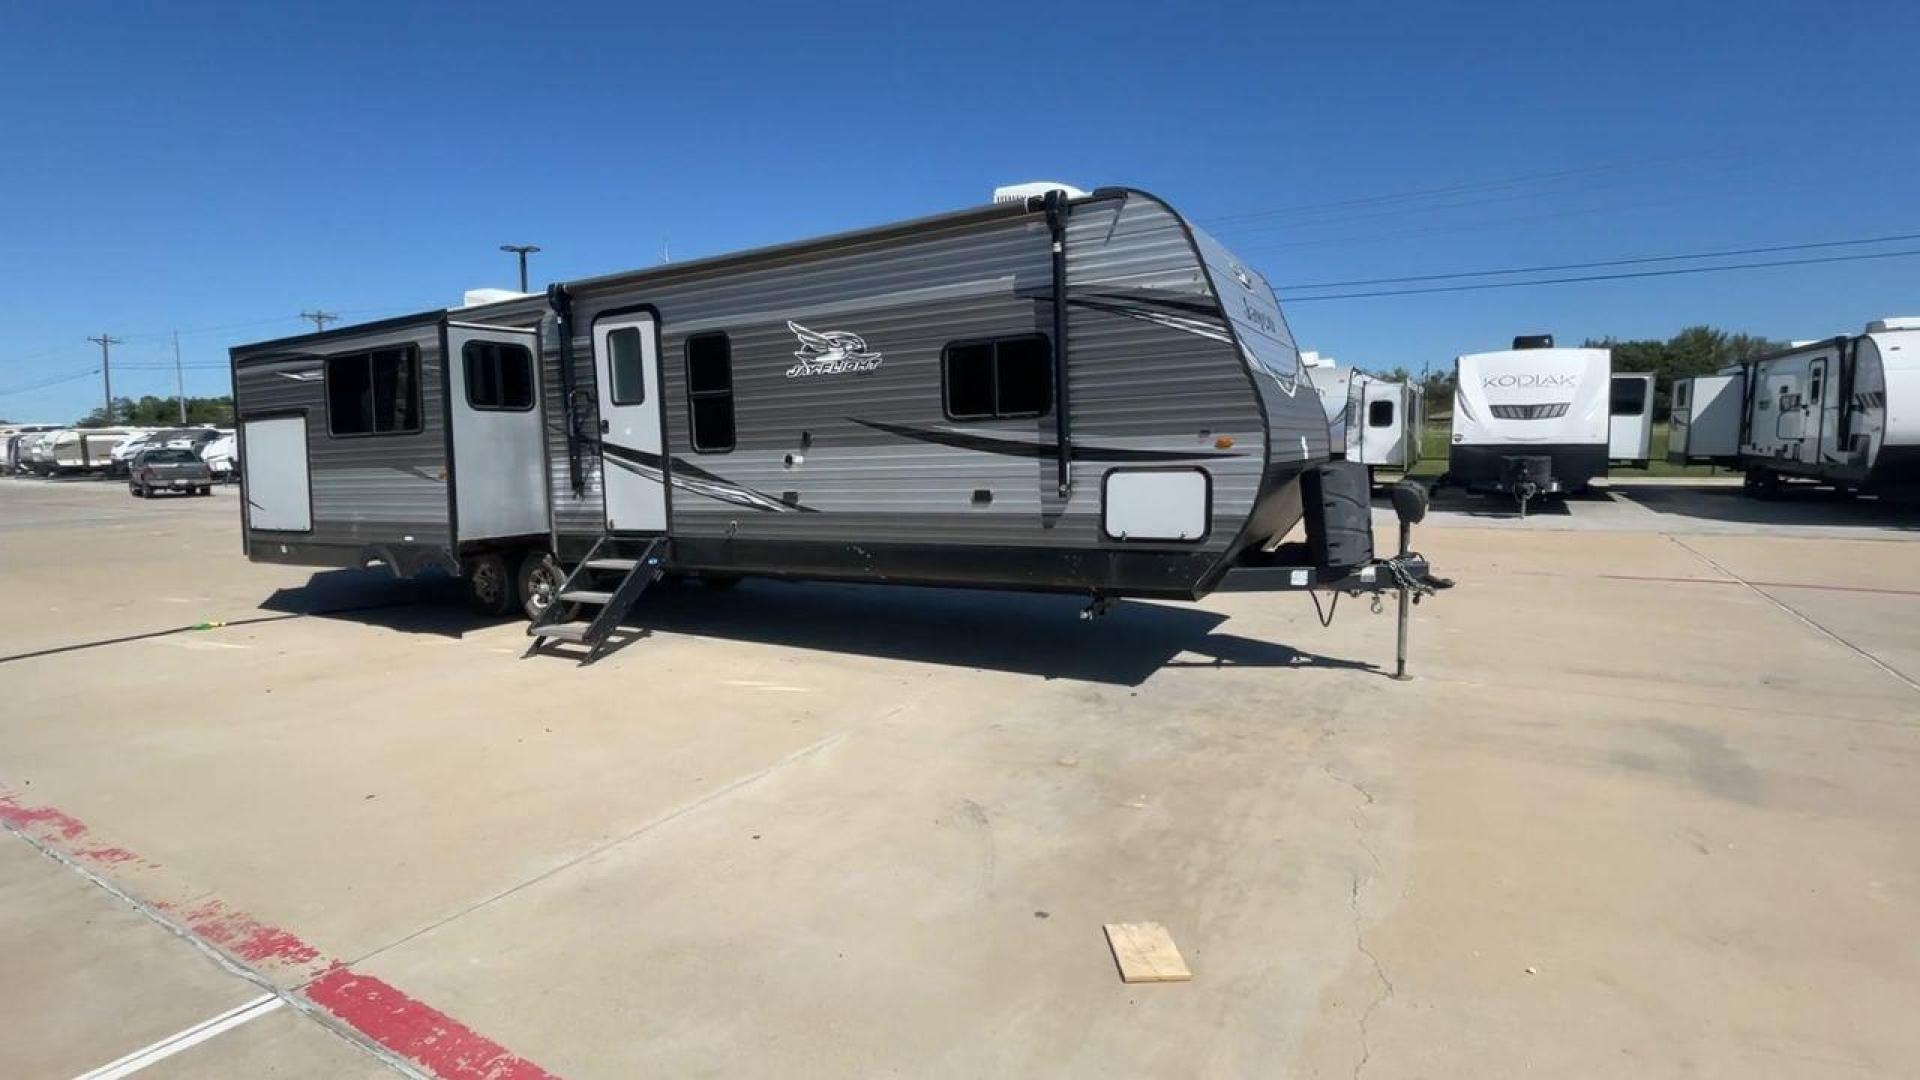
[1668,318,1920,497]
[1347,373,1423,474]
[1448,335,1611,510]
[1306,358,1423,475]
[1,425,59,474]
[37,428,142,475]
[231,185,1448,671]
[1607,372,1654,466]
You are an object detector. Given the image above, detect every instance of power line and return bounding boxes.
[1283,246,1920,303]
[1199,158,1669,226]
[1279,231,1920,290]
[0,367,100,398]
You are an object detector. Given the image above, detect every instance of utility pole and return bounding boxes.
[300,309,338,333]
[499,244,540,292]
[173,330,187,424]
[87,334,122,424]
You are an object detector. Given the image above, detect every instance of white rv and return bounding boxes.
[37,428,142,475]
[1669,317,1920,497]
[1449,335,1611,507]
[1607,372,1654,466]
[1306,357,1423,474]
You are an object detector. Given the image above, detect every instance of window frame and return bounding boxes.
[1367,398,1395,428]
[1609,376,1649,417]
[940,333,1054,422]
[461,339,537,413]
[683,330,736,454]
[323,344,424,439]
[606,326,648,407]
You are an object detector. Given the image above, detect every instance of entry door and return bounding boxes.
[446,324,546,542]
[593,311,667,533]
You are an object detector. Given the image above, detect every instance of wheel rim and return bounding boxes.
[526,563,559,615]
[472,562,505,606]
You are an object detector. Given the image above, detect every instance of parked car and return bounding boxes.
[128,447,213,497]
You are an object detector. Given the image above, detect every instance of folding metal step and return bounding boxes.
[523,535,668,664]
[529,621,592,643]
[584,558,638,571]
[558,589,613,605]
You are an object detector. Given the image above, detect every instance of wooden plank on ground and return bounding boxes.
[1103,921,1192,983]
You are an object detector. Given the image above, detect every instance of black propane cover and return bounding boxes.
[1303,461,1375,572]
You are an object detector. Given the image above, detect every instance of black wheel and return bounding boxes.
[199,486,212,496]
[129,481,144,498]
[464,553,518,616]
[1743,468,1780,500]
[517,550,574,623]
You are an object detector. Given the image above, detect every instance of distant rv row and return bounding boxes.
[2,425,238,478]
[1441,321,1918,507]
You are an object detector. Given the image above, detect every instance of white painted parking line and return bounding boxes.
[74,993,283,1079]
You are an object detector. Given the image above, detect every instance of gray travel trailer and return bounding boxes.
[231,185,1446,669]
[1448,335,1612,511]
[1668,318,1920,497]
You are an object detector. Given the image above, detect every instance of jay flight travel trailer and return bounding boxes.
[1607,372,1654,467]
[1305,357,1423,474]
[1668,318,1920,498]
[1448,335,1612,511]
[230,185,1449,672]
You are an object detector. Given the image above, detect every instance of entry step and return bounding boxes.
[529,621,593,642]
[558,589,612,605]
[584,558,638,572]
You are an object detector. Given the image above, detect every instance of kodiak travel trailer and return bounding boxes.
[230,185,1448,671]
[1668,318,1920,497]
[1448,335,1611,511]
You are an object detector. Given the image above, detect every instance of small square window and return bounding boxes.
[325,346,421,436]
[1367,399,1394,428]
[463,341,535,411]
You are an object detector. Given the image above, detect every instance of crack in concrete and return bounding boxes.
[1323,761,1394,1080]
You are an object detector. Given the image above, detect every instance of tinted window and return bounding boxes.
[1368,399,1394,427]
[686,332,735,453]
[608,327,646,405]
[145,448,196,463]
[1609,377,1648,416]
[326,347,421,436]
[463,341,535,410]
[943,335,1052,420]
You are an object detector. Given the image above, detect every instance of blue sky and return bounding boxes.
[2,0,1916,420]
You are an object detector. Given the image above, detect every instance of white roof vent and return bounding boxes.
[461,287,532,308]
[1867,316,1920,332]
[993,181,1089,205]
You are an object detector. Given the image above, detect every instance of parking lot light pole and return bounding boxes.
[501,244,541,292]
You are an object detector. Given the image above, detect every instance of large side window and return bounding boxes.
[686,332,735,453]
[325,346,421,436]
[942,334,1052,421]
[1368,398,1394,428]
[463,341,535,411]
[1610,377,1648,416]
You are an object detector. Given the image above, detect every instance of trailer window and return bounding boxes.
[1609,378,1647,416]
[325,346,421,436]
[608,327,646,406]
[1368,399,1394,428]
[685,332,734,453]
[462,341,535,411]
[943,334,1052,420]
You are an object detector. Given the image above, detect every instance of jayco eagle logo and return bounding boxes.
[786,321,883,378]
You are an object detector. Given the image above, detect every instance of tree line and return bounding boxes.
[76,395,235,427]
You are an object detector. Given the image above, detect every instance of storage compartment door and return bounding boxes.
[1102,468,1209,542]
[242,416,311,532]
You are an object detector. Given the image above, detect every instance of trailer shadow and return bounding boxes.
[255,568,518,637]
[1609,483,1920,532]
[614,579,1382,686]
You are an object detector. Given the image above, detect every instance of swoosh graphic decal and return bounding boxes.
[599,442,814,513]
[847,418,1245,462]
[1066,298,1233,343]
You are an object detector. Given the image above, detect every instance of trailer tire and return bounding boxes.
[464,553,519,617]
[1742,469,1781,500]
[517,551,573,624]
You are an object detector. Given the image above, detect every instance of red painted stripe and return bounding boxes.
[1,789,560,1079]
[306,967,559,1080]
